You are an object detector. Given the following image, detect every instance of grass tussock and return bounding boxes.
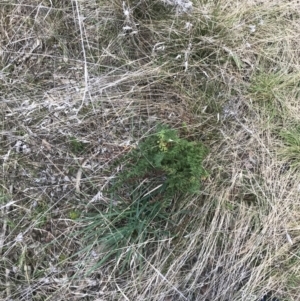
[1,0,300,300]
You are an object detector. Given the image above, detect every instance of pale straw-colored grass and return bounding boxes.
[0,0,300,300]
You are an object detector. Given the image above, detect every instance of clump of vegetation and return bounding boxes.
[80,125,208,270]
[68,136,86,154]
[279,127,300,170]
[116,124,209,196]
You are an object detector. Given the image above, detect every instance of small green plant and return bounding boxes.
[249,71,282,102]
[279,127,300,170]
[80,125,209,271]
[69,136,85,154]
[116,124,209,196]
[69,210,80,220]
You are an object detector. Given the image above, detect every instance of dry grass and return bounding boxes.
[1,0,300,300]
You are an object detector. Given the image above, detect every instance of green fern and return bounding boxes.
[117,124,209,196]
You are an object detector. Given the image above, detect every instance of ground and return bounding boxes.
[0,0,300,300]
